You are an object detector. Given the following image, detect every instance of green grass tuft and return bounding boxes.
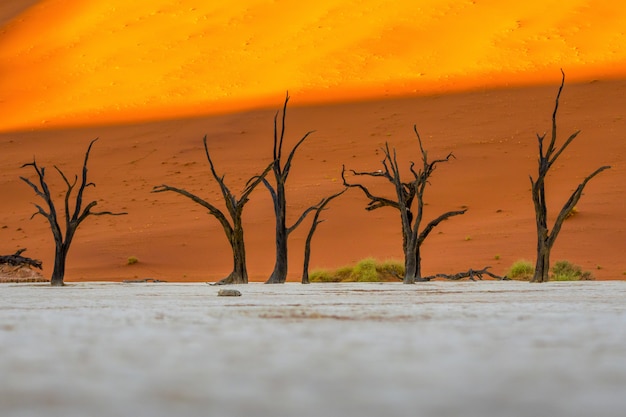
[377,259,405,281]
[309,258,405,283]
[309,269,339,283]
[551,260,594,281]
[506,260,534,281]
[351,258,379,282]
[127,256,139,266]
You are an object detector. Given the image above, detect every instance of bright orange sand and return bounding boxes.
[1,0,626,131]
[0,1,625,282]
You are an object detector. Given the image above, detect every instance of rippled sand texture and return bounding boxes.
[1,1,626,130]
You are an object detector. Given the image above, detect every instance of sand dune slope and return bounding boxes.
[0,79,624,282]
[1,0,626,131]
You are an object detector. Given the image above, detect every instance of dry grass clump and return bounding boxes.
[506,260,534,281]
[310,258,404,283]
[506,259,594,281]
[551,260,594,281]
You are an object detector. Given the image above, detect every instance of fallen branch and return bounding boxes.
[122,278,167,283]
[0,249,43,270]
[421,266,508,282]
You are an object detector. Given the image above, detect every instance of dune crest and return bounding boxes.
[1,0,626,131]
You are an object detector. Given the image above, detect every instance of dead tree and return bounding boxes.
[342,127,466,284]
[422,266,507,281]
[263,93,320,284]
[530,70,610,282]
[20,138,126,286]
[153,136,272,285]
[301,188,347,284]
[0,248,42,270]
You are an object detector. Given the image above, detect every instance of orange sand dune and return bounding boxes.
[0,79,624,282]
[0,1,625,282]
[1,0,626,131]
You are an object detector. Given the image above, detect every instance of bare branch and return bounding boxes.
[288,200,323,235]
[0,248,43,270]
[240,161,274,203]
[422,266,506,281]
[277,92,289,162]
[282,130,315,181]
[261,177,278,204]
[417,208,467,245]
[152,184,233,237]
[544,69,566,160]
[548,130,581,169]
[342,165,400,211]
[71,138,99,223]
[548,165,611,248]
[20,175,46,200]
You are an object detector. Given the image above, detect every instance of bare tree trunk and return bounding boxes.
[301,189,346,284]
[222,220,248,284]
[21,138,126,286]
[154,136,271,285]
[267,185,288,283]
[343,128,465,285]
[404,246,418,284]
[51,244,67,286]
[533,241,550,283]
[264,93,317,284]
[529,70,610,282]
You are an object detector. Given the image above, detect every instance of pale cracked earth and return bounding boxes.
[1,281,625,417]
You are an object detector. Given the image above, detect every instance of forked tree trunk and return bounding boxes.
[343,129,466,284]
[264,93,317,284]
[21,138,126,286]
[529,70,610,282]
[153,136,271,286]
[301,189,346,284]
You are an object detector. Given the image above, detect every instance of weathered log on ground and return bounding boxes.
[421,266,508,281]
[0,248,42,269]
[122,278,167,283]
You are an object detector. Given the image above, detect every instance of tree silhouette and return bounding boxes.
[263,93,321,284]
[301,189,346,284]
[342,126,466,284]
[20,138,126,286]
[153,135,272,285]
[529,71,610,282]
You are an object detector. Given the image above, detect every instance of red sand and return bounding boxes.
[1,79,624,281]
[0,2,625,282]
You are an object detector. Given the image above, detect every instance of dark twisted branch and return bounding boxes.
[529,69,611,282]
[153,136,272,285]
[422,266,507,282]
[0,249,42,269]
[343,125,466,283]
[265,92,318,284]
[302,188,347,284]
[20,138,126,285]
